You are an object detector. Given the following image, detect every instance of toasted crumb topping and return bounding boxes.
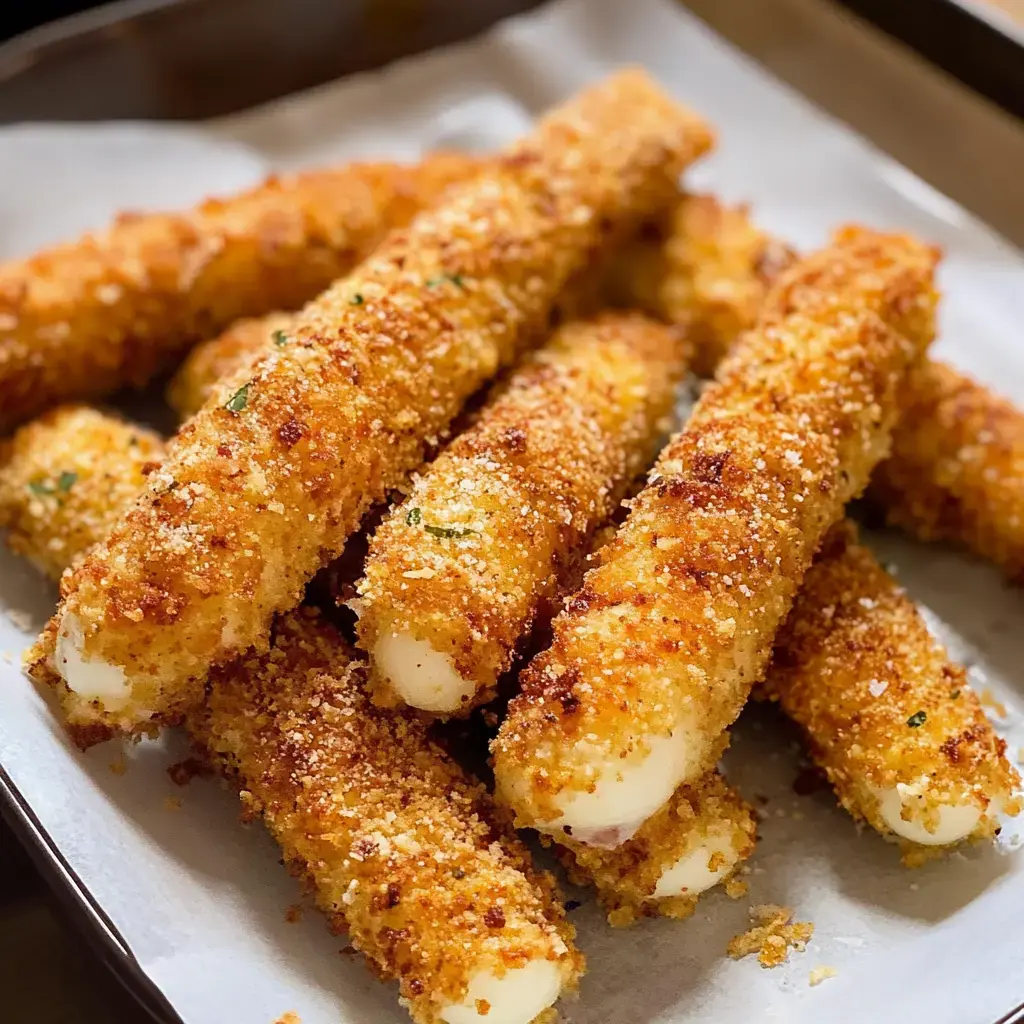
[727,904,813,967]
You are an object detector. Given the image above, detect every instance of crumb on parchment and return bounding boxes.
[273,1013,301,1024]
[809,965,838,986]
[979,688,1008,719]
[108,755,127,776]
[163,795,182,812]
[727,904,814,967]
[285,904,303,924]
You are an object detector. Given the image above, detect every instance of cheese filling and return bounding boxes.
[440,959,563,1024]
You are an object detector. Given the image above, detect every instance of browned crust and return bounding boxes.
[189,608,582,1024]
[356,312,690,714]
[494,226,940,828]
[763,519,1021,856]
[0,154,481,433]
[870,360,1024,583]
[34,70,715,741]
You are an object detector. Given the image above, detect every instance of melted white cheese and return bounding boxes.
[440,959,563,1024]
[56,610,130,708]
[374,631,474,714]
[873,782,981,846]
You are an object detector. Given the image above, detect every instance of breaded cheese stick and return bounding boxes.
[0,406,164,579]
[493,226,940,848]
[627,195,1024,583]
[189,608,582,1024]
[0,154,480,432]
[764,521,1021,859]
[870,360,1024,584]
[558,768,756,926]
[356,313,689,716]
[33,70,715,742]
[611,193,796,375]
[167,311,294,420]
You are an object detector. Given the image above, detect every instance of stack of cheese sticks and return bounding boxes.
[1,68,1021,1024]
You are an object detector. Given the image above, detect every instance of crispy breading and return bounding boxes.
[189,608,582,1024]
[727,904,813,967]
[33,70,715,742]
[493,227,940,846]
[356,313,690,716]
[556,769,756,926]
[613,194,796,375]
[628,195,1024,583]
[167,311,293,420]
[0,406,164,579]
[0,154,481,433]
[763,520,1021,861]
[870,360,1024,584]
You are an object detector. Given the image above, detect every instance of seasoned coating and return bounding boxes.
[167,311,293,420]
[356,313,689,716]
[557,768,756,926]
[627,195,1024,582]
[613,194,796,375]
[0,406,164,579]
[34,70,715,742]
[189,608,582,1024]
[763,521,1021,861]
[0,154,481,433]
[493,226,940,847]
[870,360,1024,584]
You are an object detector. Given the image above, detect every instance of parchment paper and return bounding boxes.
[1,0,1023,1021]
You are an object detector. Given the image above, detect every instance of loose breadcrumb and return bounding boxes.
[163,795,183,812]
[108,756,127,776]
[357,313,690,715]
[727,904,813,967]
[189,609,582,1024]
[32,69,715,743]
[979,688,1009,720]
[494,226,940,838]
[273,1013,301,1024]
[809,965,838,986]
[0,154,481,432]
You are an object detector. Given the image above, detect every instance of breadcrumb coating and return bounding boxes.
[628,195,1024,583]
[356,313,689,715]
[0,405,164,579]
[189,608,582,1024]
[35,70,715,741]
[763,520,1021,860]
[493,226,940,843]
[556,768,756,926]
[167,311,294,420]
[0,154,481,433]
[870,360,1024,584]
[613,193,796,375]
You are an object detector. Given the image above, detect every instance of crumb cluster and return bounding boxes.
[727,904,814,967]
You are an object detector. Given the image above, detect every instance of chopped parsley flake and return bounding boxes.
[272,329,288,347]
[424,524,477,540]
[405,507,422,526]
[225,382,250,413]
[350,293,364,305]
[426,273,465,289]
[27,471,78,498]
[950,689,961,700]
[907,710,927,728]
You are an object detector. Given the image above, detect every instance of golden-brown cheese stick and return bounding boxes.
[190,609,582,1024]
[355,313,690,716]
[34,70,715,743]
[0,406,164,579]
[631,194,1024,583]
[611,193,796,376]
[764,520,1021,861]
[0,154,481,433]
[870,360,1024,584]
[167,311,294,420]
[558,768,756,926]
[493,226,940,848]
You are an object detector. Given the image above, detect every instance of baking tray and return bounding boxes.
[834,0,1024,121]
[1,1,1024,1023]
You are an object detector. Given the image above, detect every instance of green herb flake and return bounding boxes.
[424,524,477,540]
[27,471,77,498]
[225,382,251,413]
[272,329,289,347]
[405,507,422,526]
[350,293,364,306]
[907,710,927,728]
[56,471,78,493]
[425,273,465,289]
[950,689,961,699]
[27,480,51,497]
